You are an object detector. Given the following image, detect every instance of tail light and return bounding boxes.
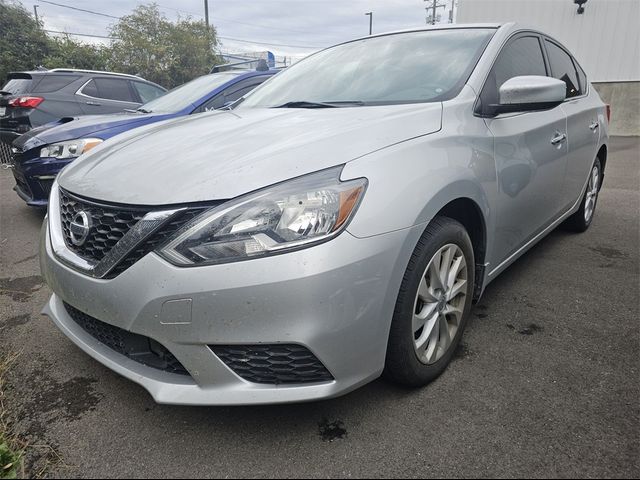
[605,104,611,124]
[8,96,44,109]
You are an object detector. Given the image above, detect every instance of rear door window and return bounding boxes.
[81,78,135,102]
[544,40,582,98]
[33,75,80,93]
[574,61,588,94]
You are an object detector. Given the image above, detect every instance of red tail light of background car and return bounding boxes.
[8,96,44,109]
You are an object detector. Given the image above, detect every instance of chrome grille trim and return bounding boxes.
[49,182,184,278]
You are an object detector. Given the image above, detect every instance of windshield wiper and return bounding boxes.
[136,108,153,113]
[278,100,367,109]
[275,101,337,109]
[274,100,365,109]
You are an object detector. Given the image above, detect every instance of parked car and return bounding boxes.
[40,24,609,405]
[9,67,277,207]
[0,68,166,166]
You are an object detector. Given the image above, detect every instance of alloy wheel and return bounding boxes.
[584,164,600,223]
[412,243,468,365]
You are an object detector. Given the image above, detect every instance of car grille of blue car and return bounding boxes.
[0,140,13,168]
[210,344,334,385]
[64,301,190,376]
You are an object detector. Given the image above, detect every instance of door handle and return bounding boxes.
[85,101,102,106]
[551,133,567,145]
[589,121,599,131]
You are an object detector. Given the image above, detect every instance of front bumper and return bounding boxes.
[11,154,71,207]
[40,219,420,405]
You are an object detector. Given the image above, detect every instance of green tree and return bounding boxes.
[0,1,50,83]
[43,36,110,72]
[109,4,221,88]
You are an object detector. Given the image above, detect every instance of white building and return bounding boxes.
[457,0,640,135]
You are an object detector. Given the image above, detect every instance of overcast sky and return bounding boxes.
[14,0,457,59]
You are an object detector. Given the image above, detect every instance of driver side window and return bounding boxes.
[479,35,548,113]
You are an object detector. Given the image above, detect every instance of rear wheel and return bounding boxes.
[385,216,474,387]
[564,157,602,232]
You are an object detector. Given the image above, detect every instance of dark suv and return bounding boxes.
[0,69,166,166]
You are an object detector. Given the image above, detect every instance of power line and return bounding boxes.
[218,35,320,49]
[38,0,120,19]
[36,1,322,50]
[155,3,312,36]
[44,29,117,40]
[43,29,321,50]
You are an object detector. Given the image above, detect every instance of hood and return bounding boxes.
[14,113,167,152]
[58,104,442,205]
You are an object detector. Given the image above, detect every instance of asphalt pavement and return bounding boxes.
[0,136,638,478]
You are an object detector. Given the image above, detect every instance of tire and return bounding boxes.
[384,216,475,387]
[563,157,602,233]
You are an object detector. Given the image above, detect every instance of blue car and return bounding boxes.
[10,67,277,207]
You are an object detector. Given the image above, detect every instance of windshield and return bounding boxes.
[239,29,494,108]
[139,72,243,113]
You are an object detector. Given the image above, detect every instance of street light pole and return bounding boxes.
[204,0,210,31]
[33,5,40,26]
[365,12,373,35]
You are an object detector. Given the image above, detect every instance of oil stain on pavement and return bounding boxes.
[0,275,43,302]
[2,313,30,329]
[318,419,347,442]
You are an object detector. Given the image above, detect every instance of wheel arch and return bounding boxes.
[597,144,607,168]
[434,197,488,302]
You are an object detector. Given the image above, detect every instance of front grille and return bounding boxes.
[64,302,189,376]
[38,179,54,197]
[211,344,334,385]
[58,189,214,277]
[11,167,32,198]
[0,140,13,168]
[60,189,149,263]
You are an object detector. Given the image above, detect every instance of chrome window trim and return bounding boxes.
[49,182,185,278]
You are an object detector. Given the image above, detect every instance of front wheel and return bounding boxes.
[563,157,602,232]
[384,216,475,387]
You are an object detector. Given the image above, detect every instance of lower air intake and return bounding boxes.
[210,344,334,385]
[64,302,189,376]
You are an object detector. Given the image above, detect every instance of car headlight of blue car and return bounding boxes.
[40,138,103,159]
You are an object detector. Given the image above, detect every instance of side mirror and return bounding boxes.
[490,76,566,115]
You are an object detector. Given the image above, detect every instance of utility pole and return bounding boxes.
[204,0,210,31]
[424,0,446,25]
[33,5,40,26]
[365,12,373,35]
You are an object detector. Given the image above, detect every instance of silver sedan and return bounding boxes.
[40,23,609,405]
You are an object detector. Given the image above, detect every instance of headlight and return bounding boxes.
[40,138,102,159]
[159,166,367,266]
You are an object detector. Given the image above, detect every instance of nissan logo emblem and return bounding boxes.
[69,211,92,246]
